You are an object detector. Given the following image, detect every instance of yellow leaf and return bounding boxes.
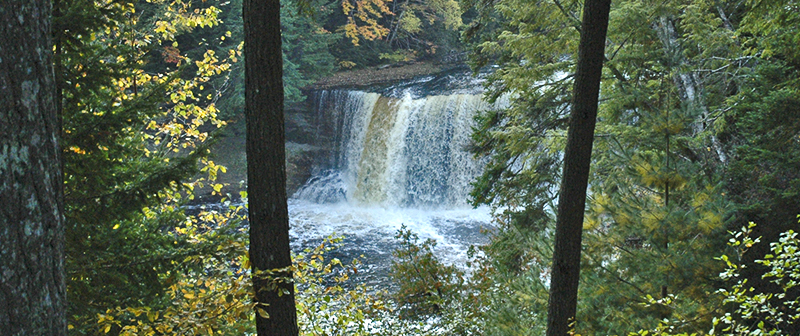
[256,307,270,319]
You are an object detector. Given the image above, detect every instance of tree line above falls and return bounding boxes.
[1,0,800,335]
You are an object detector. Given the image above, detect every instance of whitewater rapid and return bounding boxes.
[288,199,492,284]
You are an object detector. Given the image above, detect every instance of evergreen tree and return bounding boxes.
[209,0,338,121]
[717,2,800,331]
[281,0,338,101]
[464,0,747,333]
[52,0,239,332]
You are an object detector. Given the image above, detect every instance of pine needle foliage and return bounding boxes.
[458,0,797,333]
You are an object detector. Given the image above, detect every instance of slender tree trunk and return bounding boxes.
[243,0,299,335]
[0,1,67,335]
[652,14,725,299]
[545,1,611,335]
[655,16,727,164]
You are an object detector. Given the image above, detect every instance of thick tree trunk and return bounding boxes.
[545,1,611,335]
[0,1,67,335]
[243,0,299,335]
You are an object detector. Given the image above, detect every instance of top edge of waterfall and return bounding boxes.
[308,63,495,98]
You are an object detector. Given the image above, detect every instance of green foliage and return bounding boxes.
[92,211,249,336]
[460,0,783,334]
[206,0,338,120]
[96,234,464,335]
[466,220,551,336]
[390,225,465,318]
[459,0,800,333]
[294,238,374,334]
[54,0,240,333]
[721,0,800,268]
[281,0,339,101]
[389,226,487,335]
[294,237,423,336]
[629,220,800,335]
[339,0,464,59]
[384,0,464,56]
[713,223,800,335]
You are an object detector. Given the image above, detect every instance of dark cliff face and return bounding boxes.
[284,101,325,195]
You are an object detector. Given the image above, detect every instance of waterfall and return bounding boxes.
[295,88,504,209]
[289,73,507,279]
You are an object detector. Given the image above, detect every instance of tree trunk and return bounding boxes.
[545,1,611,335]
[0,1,67,335]
[243,0,299,335]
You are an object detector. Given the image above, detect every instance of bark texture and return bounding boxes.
[0,1,67,335]
[243,0,299,335]
[545,1,611,335]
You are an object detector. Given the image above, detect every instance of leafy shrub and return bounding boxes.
[631,219,800,336]
[388,225,488,335]
[96,232,466,335]
[390,225,466,319]
[712,223,800,335]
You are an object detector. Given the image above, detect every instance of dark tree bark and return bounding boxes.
[545,1,611,335]
[243,0,299,335]
[0,1,66,335]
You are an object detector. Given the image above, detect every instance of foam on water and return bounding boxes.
[289,199,493,267]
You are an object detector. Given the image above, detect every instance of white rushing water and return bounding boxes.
[289,85,508,279]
